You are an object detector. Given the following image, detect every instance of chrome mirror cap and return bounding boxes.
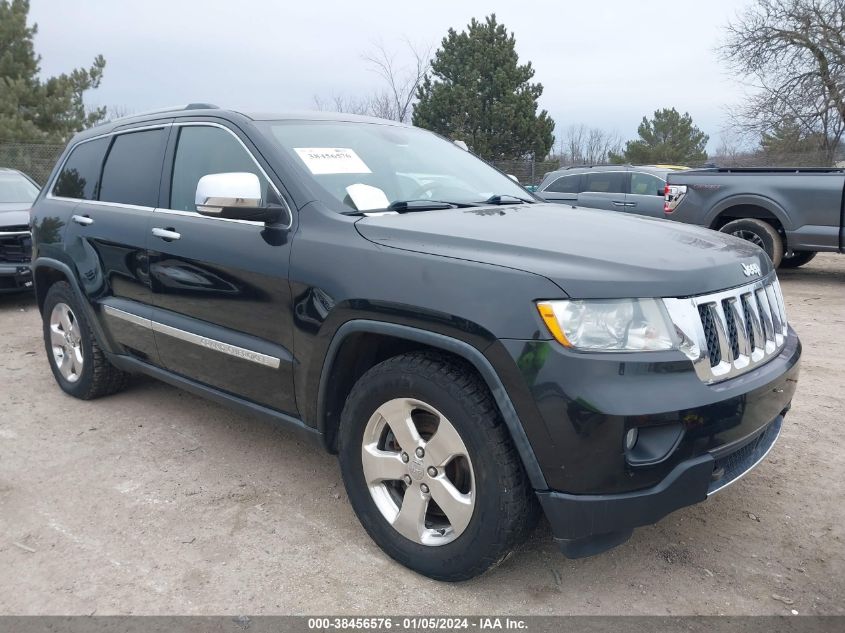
[195,172,261,214]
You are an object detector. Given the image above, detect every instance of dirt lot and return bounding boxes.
[0,255,843,616]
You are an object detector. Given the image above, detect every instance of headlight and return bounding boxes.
[536,298,677,352]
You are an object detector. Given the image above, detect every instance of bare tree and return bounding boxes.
[314,39,431,122]
[556,124,623,165]
[722,0,845,165]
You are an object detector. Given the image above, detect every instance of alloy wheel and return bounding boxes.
[49,302,84,383]
[361,398,475,546]
[732,229,766,249]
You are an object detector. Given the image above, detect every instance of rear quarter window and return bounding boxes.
[52,137,110,200]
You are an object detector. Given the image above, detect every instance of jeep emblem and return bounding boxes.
[408,458,425,480]
[741,262,762,277]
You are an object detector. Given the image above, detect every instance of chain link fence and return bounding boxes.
[489,159,561,186]
[0,142,65,186]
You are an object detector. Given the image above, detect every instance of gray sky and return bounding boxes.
[30,0,751,151]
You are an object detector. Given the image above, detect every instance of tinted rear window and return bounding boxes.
[52,138,109,200]
[99,129,168,207]
[583,171,626,194]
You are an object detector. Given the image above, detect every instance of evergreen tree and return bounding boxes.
[0,0,106,142]
[611,108,708,165]
[413,14,554,160]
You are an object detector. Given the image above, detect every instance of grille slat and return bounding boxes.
[663,275,788,384]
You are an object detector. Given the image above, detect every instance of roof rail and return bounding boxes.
[565,163,631,169]
[102,103,220,125]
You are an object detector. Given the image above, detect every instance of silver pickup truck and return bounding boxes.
[664,167,845,268]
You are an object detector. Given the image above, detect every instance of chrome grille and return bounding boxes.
[663,275,788,384]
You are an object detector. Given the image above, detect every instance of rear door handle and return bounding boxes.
[612,201,636,207]
[72,214,94,226]
[151,227,181,241]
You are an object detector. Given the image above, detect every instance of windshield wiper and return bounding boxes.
[481,194,537,205]
[388,200,460,212]
[340,199,482,216]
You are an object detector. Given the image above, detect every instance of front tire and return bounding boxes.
[780,251,817,268]
[42,282,130,399]
[719,218,784,267]
[338,352,538,581]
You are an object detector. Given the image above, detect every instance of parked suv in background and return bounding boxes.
[30,106,800,580]
[536,164,686,217]
[0,167,38,293]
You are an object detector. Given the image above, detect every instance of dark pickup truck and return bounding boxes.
[30,106,800,580]
[665,167,845,268]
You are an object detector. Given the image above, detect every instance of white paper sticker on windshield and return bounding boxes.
[345,183,390,211]
[294,147,371,175]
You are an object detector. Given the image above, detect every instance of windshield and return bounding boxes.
[0,171,39,203]
[259,120,532,212]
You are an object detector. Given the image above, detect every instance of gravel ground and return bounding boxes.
[0,254,843,615]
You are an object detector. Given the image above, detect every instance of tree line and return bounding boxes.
[2,0,843,167]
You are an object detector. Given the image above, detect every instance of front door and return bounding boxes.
[148,122,297,414]
[625,171,667,218]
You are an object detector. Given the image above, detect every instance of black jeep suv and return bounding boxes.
[30,106,800,580]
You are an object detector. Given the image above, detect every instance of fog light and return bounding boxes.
[625,428,639,451]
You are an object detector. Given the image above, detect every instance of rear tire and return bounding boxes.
[779,251,817,269]
[719,218,784,267]
[338,351,538,581]
[42,282,130,399]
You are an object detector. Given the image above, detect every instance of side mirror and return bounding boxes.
[195,172,283,223]
[507,174,519,183]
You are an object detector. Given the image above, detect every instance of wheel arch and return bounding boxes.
[32,258,115,354]
[316,320,548,490]
[707,195,793,238]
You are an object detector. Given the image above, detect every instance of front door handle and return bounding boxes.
[151,227,181,241]
[612,201,636,207]
[72,214,94,226]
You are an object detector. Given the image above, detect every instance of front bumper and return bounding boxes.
[493,325,800,557]
[0,263,33,293]
[537,414,783,557]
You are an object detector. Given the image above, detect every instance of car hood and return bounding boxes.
[0,204,31,227]
[355,203,773,298]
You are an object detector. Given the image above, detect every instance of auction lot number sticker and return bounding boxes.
[294,147,372,174]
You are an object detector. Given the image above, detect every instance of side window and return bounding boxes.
[52,137,109,200]
[630,172,665,196]
[99,129,168,207]
[546,174,580,194]
[583,171,626,194]
[170,126,269,212]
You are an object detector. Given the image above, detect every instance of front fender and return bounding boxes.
[314,319,548,490]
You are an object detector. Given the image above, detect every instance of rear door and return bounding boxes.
[625,170,667,218]
[147,121,297,414]
[53,125,169,363]
[578,170,628,212]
